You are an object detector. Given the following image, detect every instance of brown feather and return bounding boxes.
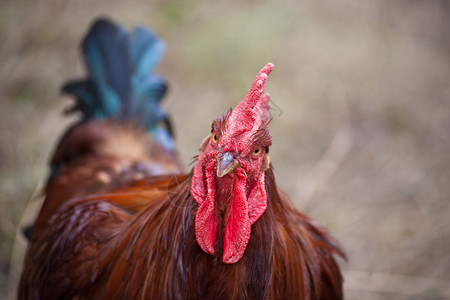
[20,103,344,300]
[20,163,344,299]
[212,108,232,139]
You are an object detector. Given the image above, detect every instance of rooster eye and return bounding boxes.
[252,148,262,157]
[212,133,218,144]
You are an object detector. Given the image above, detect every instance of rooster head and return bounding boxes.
[191,63,274,263]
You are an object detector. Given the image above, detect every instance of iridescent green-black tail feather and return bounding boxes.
[62,18,174,151]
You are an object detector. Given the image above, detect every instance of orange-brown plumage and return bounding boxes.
[19,18,344,300]
[21,169,344,299]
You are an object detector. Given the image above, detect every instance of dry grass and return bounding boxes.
[1,0,450,299]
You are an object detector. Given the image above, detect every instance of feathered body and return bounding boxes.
[19,19,344,300]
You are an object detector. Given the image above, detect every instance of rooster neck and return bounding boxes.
[214,175,234,220]
[214,173,255,217]
[192,171,274,299]
[212,175,232,257]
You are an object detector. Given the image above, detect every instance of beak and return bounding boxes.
[216,151,239,177]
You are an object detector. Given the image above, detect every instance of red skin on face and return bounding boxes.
[191,63,273,263]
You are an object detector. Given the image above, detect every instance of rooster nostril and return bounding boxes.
[217,151,238,177]
[220,151,234,163]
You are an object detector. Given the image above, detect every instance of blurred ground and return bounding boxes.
[1,0,450,299]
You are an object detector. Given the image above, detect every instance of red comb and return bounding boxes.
[229,63,274,128]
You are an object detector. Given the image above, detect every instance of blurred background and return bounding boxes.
[1,0,450,299]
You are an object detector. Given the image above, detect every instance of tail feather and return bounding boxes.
[62,18,173,150]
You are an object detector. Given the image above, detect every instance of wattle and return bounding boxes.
[191,160,268,263]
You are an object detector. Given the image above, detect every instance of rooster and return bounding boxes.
[19,18,345,300]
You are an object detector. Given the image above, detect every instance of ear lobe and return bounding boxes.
[262,154,270,171]
[199,135,211,152]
